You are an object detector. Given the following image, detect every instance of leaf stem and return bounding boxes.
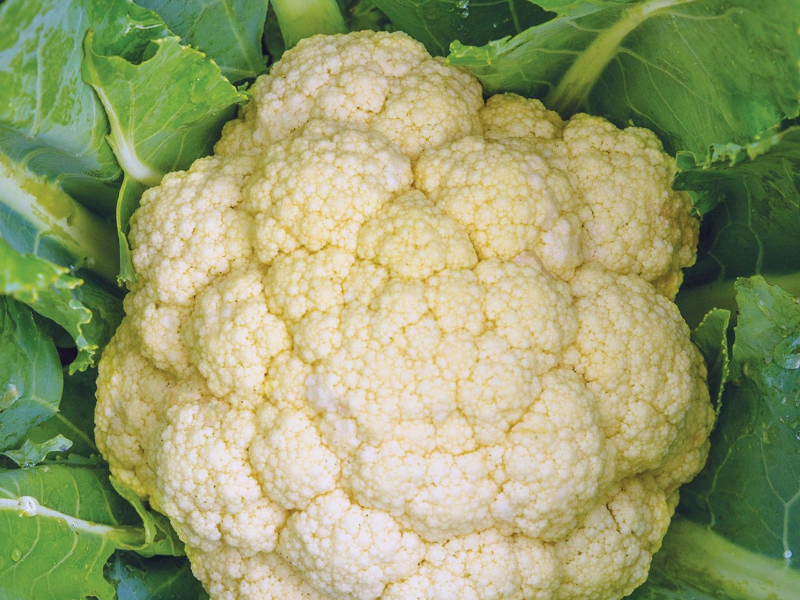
[271,0,348,50]
[545,0,697,115]
[0,155,120,284]
[0,496,146,547]
[650,517,800,600]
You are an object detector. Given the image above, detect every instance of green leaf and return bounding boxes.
[82,5,246,187]
[26,368,99,457]
[116,177,148,283]
[105,552,206,600]
[0,237,125,372]
[675,127,800,327]
[447,0,800,158]
[370,0,554,56]
[1,434,72,467]
[690,308,731,411]
[0,154,120,285]
[0,0,122,212]
[0,464,153,600]
[0,297,62,452]
[0,234,81,304]
[681,277,800,560]
[271,0,348,49]
[341,0,393,33]
[134,0,269,83]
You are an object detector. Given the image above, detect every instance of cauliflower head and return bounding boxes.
[96,30,711,600]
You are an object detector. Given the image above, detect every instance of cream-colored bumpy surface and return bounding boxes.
[96,31,711,600]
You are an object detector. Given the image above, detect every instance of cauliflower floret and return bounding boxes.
[152,393,287,555]
[94,319,173,497]
[357,190,477,279]
[276,490,425,600]
[554,476,673,600]
[216,31,482,160]
[190,547,329,600]
[562,115,698,298]
[243,121,412,263]
[478,96,697,296]
[250,409,342,510]
[481,93,564,141]
[96,30,709,600]
[564,264,709,480]
[383,529,560,600]
[494,369,608,541]
[414,136,581,279]
[183,267,291,398]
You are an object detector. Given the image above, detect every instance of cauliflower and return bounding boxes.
[95,30,711,600]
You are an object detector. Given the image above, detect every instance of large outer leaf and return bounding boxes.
[105,553,206,600]
[0,0,121,212]
[675,127,800,326]
[135,0,269,82]
[371,0,554,56]
[0,465,149,600]
[0,297,62,452]
[448,0,800,158]
[680,277,800,559]
[0,465,185,600]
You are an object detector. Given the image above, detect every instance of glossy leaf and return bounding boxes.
[0,0,121,212]
[0,297,62,451]
[1,434,72,467]
[448,0,800,158]
[371,0,554,55]
[135,0,269,82]
[105,552,206,600]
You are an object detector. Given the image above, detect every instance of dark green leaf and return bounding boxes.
[681,277,800,560]
[27,367,99,457]
[448,0,800,158]
[0,0,121,212]
[341,0,392,32]
[371,0,554,56]
[0,297,62,451]
[105,552,206,600]
[1,434,72,467]
[675,127,800,327]
[134,0,269,83]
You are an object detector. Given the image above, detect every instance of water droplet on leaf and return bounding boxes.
[10,549,21,562]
